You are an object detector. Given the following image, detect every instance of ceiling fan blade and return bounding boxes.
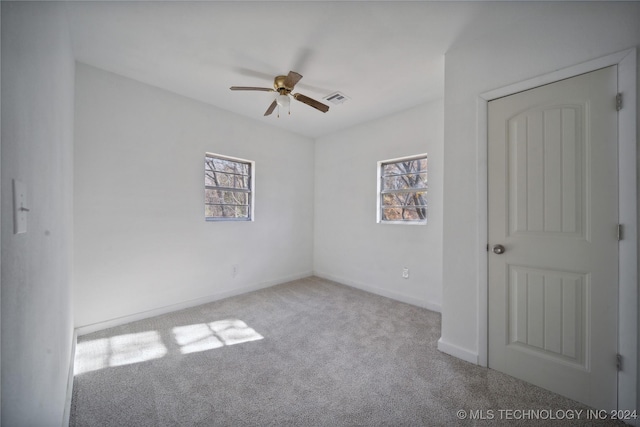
[283,71,303,89]
[264,100,277,116]
[293,93,329,113]
[230,86,274,92]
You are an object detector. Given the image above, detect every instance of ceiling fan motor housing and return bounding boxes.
[274,75,293,94]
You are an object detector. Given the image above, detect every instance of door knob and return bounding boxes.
[492,244,506,255]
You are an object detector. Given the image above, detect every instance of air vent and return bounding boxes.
[323,91,350,105]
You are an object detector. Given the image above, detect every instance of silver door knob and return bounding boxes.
[492,244,506,255]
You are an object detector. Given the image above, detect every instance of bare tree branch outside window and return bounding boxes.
[379,155,427,223]
[205,154,253,221]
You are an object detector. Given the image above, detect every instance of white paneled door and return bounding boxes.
[488,66,619,410]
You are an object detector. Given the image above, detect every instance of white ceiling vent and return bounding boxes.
[323,92,350,105]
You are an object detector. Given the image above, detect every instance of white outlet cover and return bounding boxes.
[13,179,27,234]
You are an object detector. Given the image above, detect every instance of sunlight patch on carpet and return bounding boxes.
[173,319,263,354]
[75,331,167,375]
[74,320,264,375]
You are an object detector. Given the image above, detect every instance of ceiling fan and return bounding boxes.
[230,71,329,117]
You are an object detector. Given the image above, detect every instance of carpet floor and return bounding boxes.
[70,276,624,426]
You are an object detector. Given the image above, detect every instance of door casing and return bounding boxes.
[476,49,637,414]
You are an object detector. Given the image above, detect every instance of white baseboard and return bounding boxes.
[437,337,479,364]
[75,272,313,336]
[62,329,77,427]
[314,271,442,313]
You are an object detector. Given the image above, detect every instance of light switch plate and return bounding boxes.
[13,179,27,234]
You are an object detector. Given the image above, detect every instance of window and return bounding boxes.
[205,153,254,221]
[377,154,427,224]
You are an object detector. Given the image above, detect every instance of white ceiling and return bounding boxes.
[65,1,490,138]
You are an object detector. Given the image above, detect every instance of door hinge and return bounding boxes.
[616,93,623,111]
[617,354,623,371]
[617,224,624,241]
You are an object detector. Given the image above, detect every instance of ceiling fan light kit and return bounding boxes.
[276,93,290,117]
[230,70,330,118]
[276,93,290,108]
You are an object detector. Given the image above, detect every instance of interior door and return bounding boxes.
[488,66,619,410]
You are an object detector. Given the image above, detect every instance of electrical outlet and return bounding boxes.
[402,268,409,279]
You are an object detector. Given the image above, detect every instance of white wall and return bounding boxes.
[74,64,315,328]
[1,4,3,421]
[314,101,443,310]
[440,0,640,416]
[1,2,75,425]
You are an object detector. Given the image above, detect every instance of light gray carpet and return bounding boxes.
[70,276,623,426]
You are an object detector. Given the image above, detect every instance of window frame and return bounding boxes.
[204,152,255,222]
[376,153,428,225]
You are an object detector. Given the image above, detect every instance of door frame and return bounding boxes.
[476,48,637,412]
